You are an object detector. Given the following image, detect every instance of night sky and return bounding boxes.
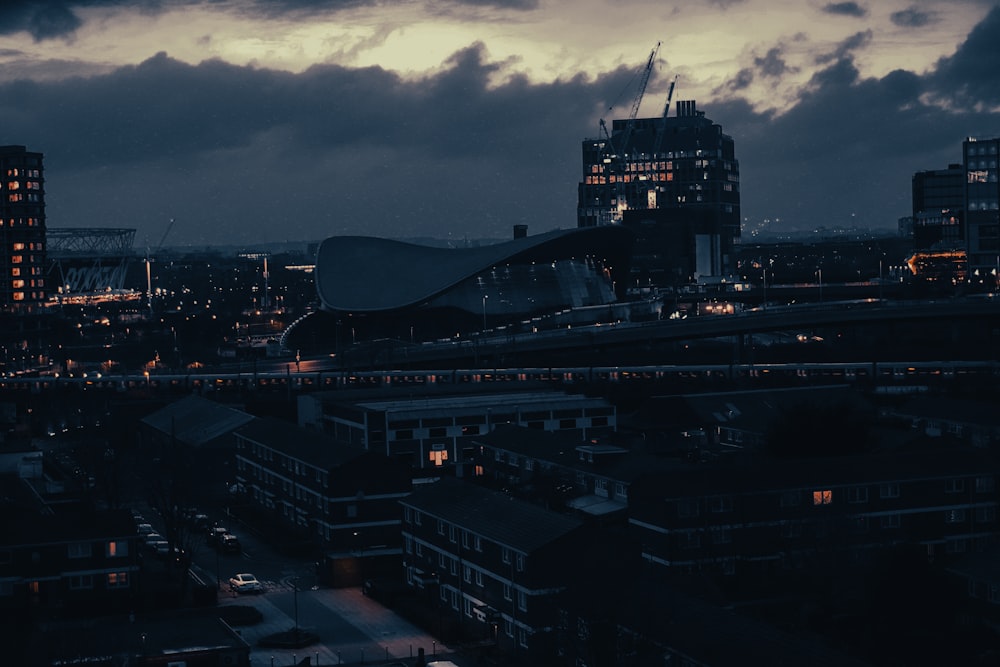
[1,0,998,248]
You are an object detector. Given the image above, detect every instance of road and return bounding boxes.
[184,512,462,666]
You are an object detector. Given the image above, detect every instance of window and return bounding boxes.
[946,479,966,494]
[438,552,446,568]
[405,537,412,554]
[404,507,412,523]
[502,547,511,564]
[450,557,457,575]
[462,531,470,549]
[677,499,699,518]
[475,570,483,586]
[451,589,459,610]
[449,525,456,543]
[976,506,996,523]
[107,572,129,588]
[505,619,513,637]
[516,553,524,572]
[440,586,448,602]
[780,490,801,507]
[415,543,423,557]
[945,509,967,524]
[880,483,900,499]
[519,628,528,647]
[414,511,422,526]
[464,598,473,617]
[847,487,868,504]
[464,565,471,584]
[474,535,482,552]
[712,527,732,544]
[68,575,94,590]
[518,590,527,611]
[812,489,832,505]
[437,519,445,535]
[976,476,996,493]
[68,543,92,559]
[106,541,128,558]
[881,514,900,529]
[504,583,512,601]
[709,496,733,513]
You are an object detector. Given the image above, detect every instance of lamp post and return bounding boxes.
[762,267,767,311]
[482,295,488,331]
[817,268,823,303]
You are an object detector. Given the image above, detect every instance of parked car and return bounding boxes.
[228,573,263,594]
[207,526,228,544]
[219,533,241,553]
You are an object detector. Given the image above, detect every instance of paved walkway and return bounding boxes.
[220,585,456,667]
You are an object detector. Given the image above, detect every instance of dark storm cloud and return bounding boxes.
[815,30,872,65]
[927,4,1000,108]
[890,7,937,28]
[754,47,796,78]
[715,26,995,235]
[4,6,999,246]
[0,44,624,244]
[822,2,868,18]
[0,1,83,40]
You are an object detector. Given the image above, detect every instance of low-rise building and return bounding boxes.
[298,387,616,470]
[0,506,140,617]
[628,444,1000,577]
[233,416,412,581]
[399,476,595,662]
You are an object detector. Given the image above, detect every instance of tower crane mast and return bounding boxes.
[617,41,660,159]
[653,75,678,157]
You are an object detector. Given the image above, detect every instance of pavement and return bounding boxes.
[213,580,461,667]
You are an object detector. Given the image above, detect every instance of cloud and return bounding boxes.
[890,7,937,28]
[815,30,873,65]
[754,47,796,78]
[821,2,868,18]
[0,1,83,41]
[1,44,621,244]
[927,4,1000,109]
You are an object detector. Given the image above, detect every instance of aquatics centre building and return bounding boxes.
[285,226,635,351]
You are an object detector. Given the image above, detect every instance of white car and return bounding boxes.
[228,573,263,594]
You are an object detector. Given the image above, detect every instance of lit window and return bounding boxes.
[12,243,24,251]
[12,292,24,301]
[812,490,832,505]
[107,572,129,588]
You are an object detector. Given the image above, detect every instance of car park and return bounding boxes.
[228,573,263,594]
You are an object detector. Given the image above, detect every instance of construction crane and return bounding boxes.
[652,75,678,157]
[616,41,660,160]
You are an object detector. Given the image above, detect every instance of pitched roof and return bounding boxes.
[401,476,583,553]
[140,395,255,447]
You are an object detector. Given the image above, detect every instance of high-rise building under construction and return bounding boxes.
[577,100,740,286]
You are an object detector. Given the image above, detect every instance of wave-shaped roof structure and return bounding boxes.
[315,226,635,313]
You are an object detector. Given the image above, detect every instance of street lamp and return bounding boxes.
[762,268,767,311]
[482,295,489,331]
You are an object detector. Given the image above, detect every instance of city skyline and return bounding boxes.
[0,0,998,247]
